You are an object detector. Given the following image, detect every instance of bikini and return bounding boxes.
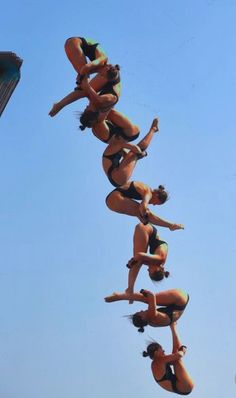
[99,120,140,144]
[115,181,143,200]
[98,78,121,114]
[105,181,142,204]
[158,295,190,325]
[154,365,191,395]
[103,150,124,187]
[148,225,168,254]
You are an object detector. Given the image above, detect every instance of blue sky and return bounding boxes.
[0,1,236,397]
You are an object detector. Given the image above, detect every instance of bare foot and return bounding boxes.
[49,103,61,117]
[104,292,119,302]
[151,118,159,132]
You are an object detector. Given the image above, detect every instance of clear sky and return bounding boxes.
[0,0,236,397]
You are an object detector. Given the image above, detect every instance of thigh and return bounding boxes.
[156,289,188,306]
[107,109,139,135]
[64,37,87,71]
[172,360,194,392]
[106,191,140,216]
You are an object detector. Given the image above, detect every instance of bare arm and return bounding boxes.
[147,211,184,230]
[80,77,116,109]
[134,183,153,218]
[134,251,165,266]
[161,352,184,364]
[127,262,142,293]
[140,289,158,317]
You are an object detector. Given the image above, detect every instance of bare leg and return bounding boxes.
[155,289,188,307]
[137,118,159,151]
[133,223,152,255]
[170,323,194,393]
[50,37,108,117]
[107,109,140,138]
[112,118,158,184]
[106,191,142,218]
[64,38,87,74]
[49,73,108,117]
[105,189,182,229]
[49,90,85,116]
[126,224,152,295]
[103,119,158,185]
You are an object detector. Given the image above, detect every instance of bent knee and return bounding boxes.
[134,222,148,234]
[64,37,80,51]
[186,380,194,393]
[175,289,189,303]
[105,192,116,210]
[129,124,140,137]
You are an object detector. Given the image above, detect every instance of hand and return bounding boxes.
[80,64,90,76]
[131,145,143,155]
[139,207,150,225]
[140,289,153,297]
[169,223,184,231]
[126,256,138,269]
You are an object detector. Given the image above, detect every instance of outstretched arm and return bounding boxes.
[147,210,184,230]
[134,252,165,266]
[126,261,143,294]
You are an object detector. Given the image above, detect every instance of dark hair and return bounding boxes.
[142,342,162,359]
[154,185,169,204]
[150,270,170,282]
[79,109,99,130]
[132,312,148,333]
[106,64,120,82]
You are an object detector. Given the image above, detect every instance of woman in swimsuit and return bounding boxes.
[125,222,169,291]
[102,117,158,187]
[78,72,121,130]
[81,108,141,144]
[142,322,194,395]
[106,180,184,228]
[49,37,120,116]
[105,288,189,332]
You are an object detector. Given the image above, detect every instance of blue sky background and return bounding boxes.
[0,1,236,397]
